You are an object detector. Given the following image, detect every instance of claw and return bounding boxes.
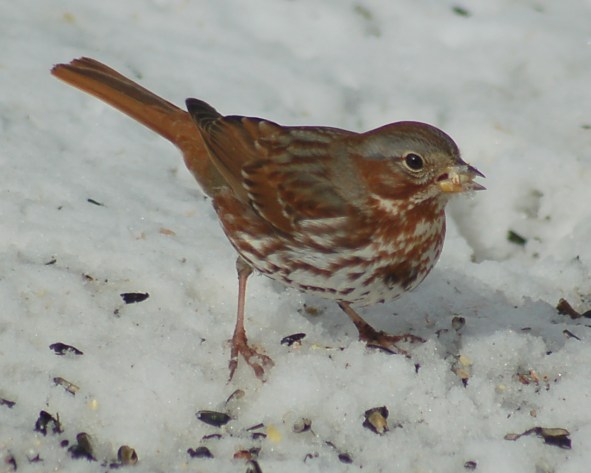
[363,331,425,356]
[338,301,425,356]
[228,337,274,381]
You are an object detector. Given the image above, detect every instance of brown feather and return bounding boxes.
[51,58,225,196]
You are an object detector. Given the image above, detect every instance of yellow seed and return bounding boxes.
[266,425,282,443]
[159,227,176,236]
[62,12,76,23]
[458,354,472,367]
[53,377,79,395]
[118,445,138,465]
[367,410,388,434]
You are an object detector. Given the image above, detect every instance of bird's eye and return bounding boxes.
[403,153,424,171]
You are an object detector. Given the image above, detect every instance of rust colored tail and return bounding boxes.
[51,57,223,196]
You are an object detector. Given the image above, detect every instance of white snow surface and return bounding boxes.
[2,1,591,472]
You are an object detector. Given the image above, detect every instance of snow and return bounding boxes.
[2,0,591,471]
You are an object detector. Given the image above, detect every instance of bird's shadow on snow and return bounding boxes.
[291,267,584,360]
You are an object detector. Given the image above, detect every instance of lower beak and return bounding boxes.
[438,164,485,193]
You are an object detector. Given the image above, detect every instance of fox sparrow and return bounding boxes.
[52,58,484,379]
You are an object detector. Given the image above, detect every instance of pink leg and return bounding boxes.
[228,258,274,380]
[338,302,424,355]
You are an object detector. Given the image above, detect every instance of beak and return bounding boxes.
[437,163,485,193]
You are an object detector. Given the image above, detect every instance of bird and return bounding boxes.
[51,57,484,379]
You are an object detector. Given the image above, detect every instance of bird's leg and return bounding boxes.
[337,301,424,355]
[228,258,274,380]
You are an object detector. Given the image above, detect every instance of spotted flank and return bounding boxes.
[214,187,447,306]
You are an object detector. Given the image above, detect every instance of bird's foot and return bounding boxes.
[337,301,424,356]
[228,331,274,381]
[358,326,425,356]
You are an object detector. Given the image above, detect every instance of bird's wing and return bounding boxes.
[186,98,362,234]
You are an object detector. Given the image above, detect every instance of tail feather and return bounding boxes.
[51,57,225,196]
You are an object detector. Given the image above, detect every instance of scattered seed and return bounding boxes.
[458,354,472,367]
[516,369,541,386]
[266,424,282,443]
[338,452,353,464]
[325,441,353,464]
[68,432,96,461]
[452,316,466,332]
[226,389,246,407]
[246,423,265,432]
[246,459,263,473]
[188,446,213,459]
[507,230,527,246]
[455,369,470,386]
[3,452,16,471]
[27,453,42,463]
[49,342,83,356]
[234,450,250,460]
[234,447,260,461]
[53,377,80,395]
[363,406,389,435]
[304,452,319,462]
[538,427,571,448]
[539,427,567,435]
[280,333,306,346]
[293,417,312,433]
[435,328,448,338]
[117,445,138,465]
[354,4,373,21]
[34,410,62,435]
[196,410,231,427]
[563,329,581,341]
[247,423,267,439]
[504,427,571,449]
[120,292,150,304]
[464,460,477,470]
[87,198,104,206]
[159,227,176,236]
[453,355,472,386]
[452,6,471,17]
[302,305,320,316]
[0,398,16,408]
[556,298,582,319]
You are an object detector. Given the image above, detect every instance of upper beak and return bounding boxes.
[438,163,485,193]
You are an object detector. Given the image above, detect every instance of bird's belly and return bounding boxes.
[240,226,445,306]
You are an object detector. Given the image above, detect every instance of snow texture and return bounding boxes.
[1,1,591,472]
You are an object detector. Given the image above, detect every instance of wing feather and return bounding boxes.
[186,99,361,234]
